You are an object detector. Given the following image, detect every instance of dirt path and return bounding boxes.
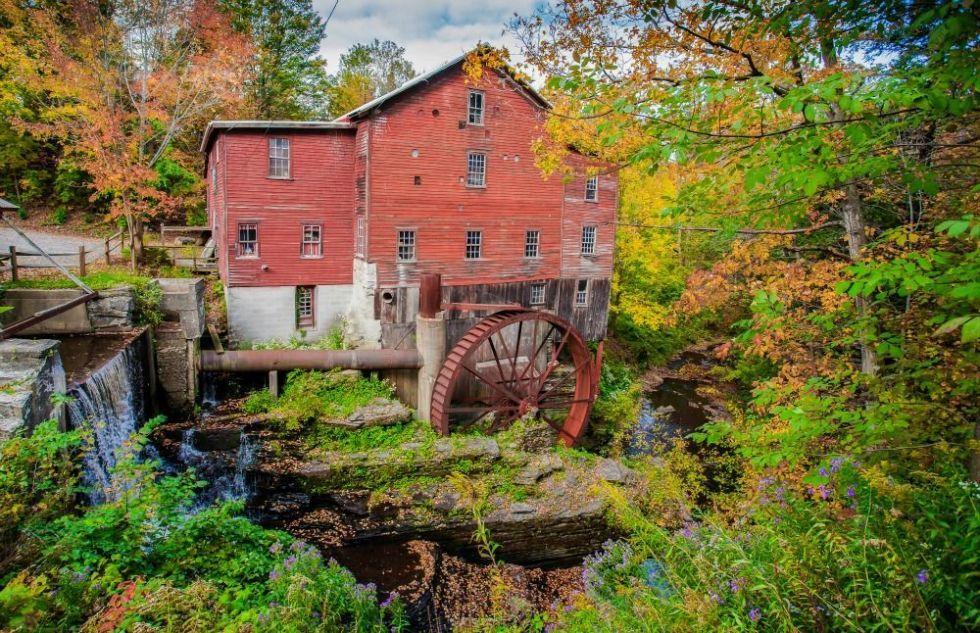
[0,226,105,268]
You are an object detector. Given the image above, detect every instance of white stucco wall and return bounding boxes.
[347,258,383,348]
[226,285,354,345]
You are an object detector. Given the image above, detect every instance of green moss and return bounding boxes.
[5,269,150,290]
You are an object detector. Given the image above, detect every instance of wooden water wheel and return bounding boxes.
[429,310,597,446]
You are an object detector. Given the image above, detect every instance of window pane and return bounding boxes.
[237,223,257,257]
[581,225,597,255]
[467,152,486,187]
[301,224,321,257]
[575,279,588,305]
[296,286,314,326]
[397,230,416,261]
[269,138,290,178]
[585,176,598,201]
[468,90,484,125]
[524,230,540,258]
[465,230,482,259]
[356,217,366,256]
[530,283,545,305]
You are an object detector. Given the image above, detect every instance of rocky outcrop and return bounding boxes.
[325,398,412,429]
[0,338,66,439]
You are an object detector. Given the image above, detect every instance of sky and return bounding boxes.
[314,0,539,77]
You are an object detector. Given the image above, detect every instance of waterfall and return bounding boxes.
[175,427,256,509]
[232,432,256,499]
[66,335,148,504]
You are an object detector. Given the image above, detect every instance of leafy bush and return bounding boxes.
[0,424,406,632]
[551,463,979,632]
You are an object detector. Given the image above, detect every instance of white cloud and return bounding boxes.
[313,0,538,76]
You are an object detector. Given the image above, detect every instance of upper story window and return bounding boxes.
[301,224,321,257]
[397,229,416,261]
[465,230,482,259]
[237,223,258,258]
[468,90,484,125]
[585,176,598,202]
[530,282,546,305]
[524,230,540,258]
[581,225,597,256]
[467,152,486,188]
[296,286,315,327]
[355,217,366,257]
[211,165,217,189]
[268,138,290,178]
[575,279,589,306]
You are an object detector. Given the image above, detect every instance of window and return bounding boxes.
[581,225,597,256]
[468,90,484,125]
[467,152,486,187]
[530,283,546,305]
[465,230,482,259]
[524,230,540,258]
[356,217,366,257]
[296,286,315,327]
[300,224,321,257]
[585,176,598,202]
[211,165,217,189]
[575,279,589,306]
[397,229,416,261]
[268,138,290,178]
[237,223,258,257]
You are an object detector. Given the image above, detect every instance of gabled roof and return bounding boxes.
[335,49,550,122]
[200,120,354,153]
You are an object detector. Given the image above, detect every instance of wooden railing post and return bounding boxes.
[8,246,17,282]
[78,245,86,277]
[104,238,111,265]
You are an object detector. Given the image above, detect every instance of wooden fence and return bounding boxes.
[0,230,126,281]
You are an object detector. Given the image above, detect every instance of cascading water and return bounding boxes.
[175,427,257,509]
[66,334,148,504]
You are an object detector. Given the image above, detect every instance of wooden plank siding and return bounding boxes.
[210,129,356,287]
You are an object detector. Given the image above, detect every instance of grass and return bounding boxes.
[4,268,151,290]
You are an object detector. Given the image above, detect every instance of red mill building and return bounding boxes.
[202,50,617,349]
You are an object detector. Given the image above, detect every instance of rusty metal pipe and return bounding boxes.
[419,272,442,318]
[200,349,422,372]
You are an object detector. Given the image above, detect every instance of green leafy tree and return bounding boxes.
[326,39,417,118]
[221,0,330,118]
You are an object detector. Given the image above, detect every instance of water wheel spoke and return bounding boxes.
[535,329,572,393]
[461,363,522,404]
[486,336,508,392]
[537,398,592,410]
[492,330,518,391]
[538,359,592,403]
[448,405,519,414]
[538,413,566,433]
[510,320,523,386]
[519,323,555,393]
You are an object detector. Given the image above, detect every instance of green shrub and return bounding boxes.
[51,207,68,225]
[243,389,276,415]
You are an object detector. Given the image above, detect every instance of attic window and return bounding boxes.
[268,138,290,178]
[585,176,598,202]
[468,90,484,125]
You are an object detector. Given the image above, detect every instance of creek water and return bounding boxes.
[61,331,150,504]
[625,377,714,456]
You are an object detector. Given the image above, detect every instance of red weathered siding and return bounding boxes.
[364,66,574,288]
[215,130,356,287]
[560,158,618,280]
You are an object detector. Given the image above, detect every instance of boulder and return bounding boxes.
[87,286,136,328]
[344,398,412,428]
[595,457,636,484]
[513,453,564,485]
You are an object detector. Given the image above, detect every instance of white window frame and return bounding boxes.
[524,230,540,258]
[296,286,315,327]
[467,152,486,188]
[268,138,290,178]
[581,225,597,256]
[585,176,598,202]
[465,230,482,259]
[397,229,416,262]
[575,279,589,306]
[237,223,258,258]
[468,90,485,125]
[530,282,546,305]
[355,216,366,257]
[300,224,322,258]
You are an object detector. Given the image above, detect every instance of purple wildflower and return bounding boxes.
[269,569,280,580]
[381,591,399,609]
[846,486,856,498]
[284,555,298,569]
[312,611,321,620]
[710,592,724,605]
[269,601,279,608]
[290,540,305,552]
[830,457,844,473]
[917,569,928,585]
[269,542,282,554]
[749,607,761,622]
[729,578,743,594]
[759,495,769,506]
[258,614,269,623]
[774,486,785,501]
[817,484,830,500]
[819,467,829,478]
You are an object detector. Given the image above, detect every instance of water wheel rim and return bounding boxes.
[430,310,594,446]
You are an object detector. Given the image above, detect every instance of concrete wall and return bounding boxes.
[153,278,205,414]
[0,287,136,334]
[226,284,354,345]
[348,258,382,348]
